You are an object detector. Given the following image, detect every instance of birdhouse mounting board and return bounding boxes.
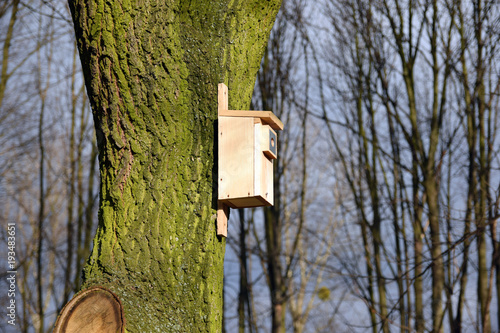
[216,83,283,237]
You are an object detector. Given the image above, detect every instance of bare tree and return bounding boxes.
[224,1,346,332]
[0,1,98,331]
[322,0,500,332]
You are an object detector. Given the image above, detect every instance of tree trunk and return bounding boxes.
[238,209,253,333]
[68,1,281,331]
[0,0,19,109]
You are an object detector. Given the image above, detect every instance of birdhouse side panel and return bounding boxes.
[259,153,274,206]
[254,122,274,206]
[218,116,255,201]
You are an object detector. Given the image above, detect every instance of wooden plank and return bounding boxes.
[254,121,263,200]
[218,109,284,131]
[218,83,228,113]
[217,202,229,237]
[255,122,273,205]
[220,195,271,208]
[218,116,255,200]
[261,151,274,206]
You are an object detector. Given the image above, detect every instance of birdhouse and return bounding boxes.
[217,83,284,237]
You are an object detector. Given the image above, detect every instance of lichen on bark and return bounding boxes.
[68,0,282,331]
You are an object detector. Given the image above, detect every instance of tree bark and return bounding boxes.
[68,1,281,331]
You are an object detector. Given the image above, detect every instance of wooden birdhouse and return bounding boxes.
[217,83,284,237]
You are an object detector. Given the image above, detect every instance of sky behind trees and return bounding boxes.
[1,0,500,332]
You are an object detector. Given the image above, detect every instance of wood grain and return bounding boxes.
[53,286,124,333]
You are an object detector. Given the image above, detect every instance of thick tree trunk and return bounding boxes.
[68,1,281,331]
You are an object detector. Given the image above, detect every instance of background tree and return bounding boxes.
[224,1,346,332]
[0,1,98,332]
[322,0,500,331]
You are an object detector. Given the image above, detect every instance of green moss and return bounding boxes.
[70,0,281,331]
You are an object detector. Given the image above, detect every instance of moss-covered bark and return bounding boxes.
[68,1,281,331]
